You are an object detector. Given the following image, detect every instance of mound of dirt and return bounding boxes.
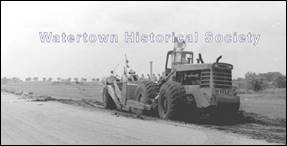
[197,111,286,144]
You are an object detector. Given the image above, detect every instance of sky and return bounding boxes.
[1,1,286,80]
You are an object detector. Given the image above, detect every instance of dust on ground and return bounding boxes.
[4,89,285,144]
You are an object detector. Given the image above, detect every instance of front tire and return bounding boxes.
[158,81,186,120]
[135,80,159,116]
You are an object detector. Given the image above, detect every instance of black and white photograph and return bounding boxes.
[1,1,286,145]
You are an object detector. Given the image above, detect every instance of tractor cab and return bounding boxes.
[165,50,194,76]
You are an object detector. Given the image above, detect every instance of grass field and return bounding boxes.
[2,82,103,101]
[2,82,286,120]
[240,88,286,119]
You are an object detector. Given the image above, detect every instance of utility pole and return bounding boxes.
[149,61,153,77]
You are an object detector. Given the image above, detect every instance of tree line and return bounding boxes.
[2,72,286,92]
[1,77,101,84]
[233,72,286,91]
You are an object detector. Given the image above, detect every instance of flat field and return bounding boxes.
[1,82,286,144]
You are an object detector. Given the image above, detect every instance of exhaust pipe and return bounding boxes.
[216,56,222,63]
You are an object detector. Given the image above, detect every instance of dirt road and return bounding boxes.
[1,93,275,145]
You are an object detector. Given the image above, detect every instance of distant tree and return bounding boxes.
[1,77,8,84]
[42,77,46,82]
[91,78,100,82]
[47,77,53,82]
[33,77,39,81]
[73,77,78,82]
[57,77,62,82]
[258,72,283,82]
[233,77,247,89]
[25,77,32,82]
[11,77,22,82]
[273,75,286,88]
[235,77,245,81]
[245,72,266,91]
[81,78,87,82]
[67,78,72,82]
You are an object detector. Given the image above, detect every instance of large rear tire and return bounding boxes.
[158,81,187,120]
[102,86,116,110]
[135,80,159,116]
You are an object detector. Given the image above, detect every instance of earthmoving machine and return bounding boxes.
[102,39,240,121]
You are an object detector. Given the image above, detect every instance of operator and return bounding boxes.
[106,70,119,85]
[128,69,138,81]
[173,40,186,65]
